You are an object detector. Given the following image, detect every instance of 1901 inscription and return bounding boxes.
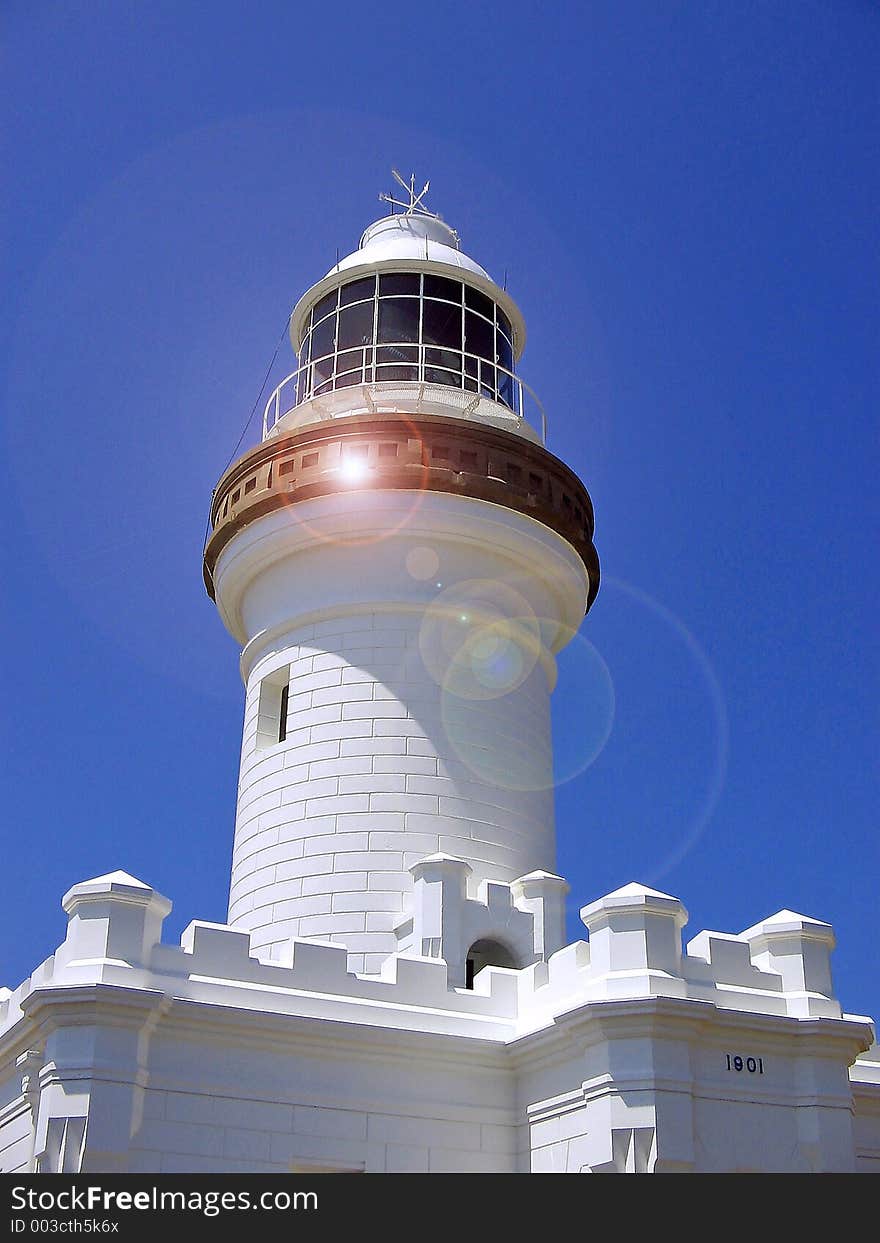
[726,1054,764,1074]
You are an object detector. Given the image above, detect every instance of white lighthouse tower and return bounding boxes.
[204,175,600,978]
[1,179,877,1176]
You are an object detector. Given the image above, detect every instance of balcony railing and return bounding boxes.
[263,345,547,444]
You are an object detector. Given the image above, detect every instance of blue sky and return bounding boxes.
[2,2,877,1024]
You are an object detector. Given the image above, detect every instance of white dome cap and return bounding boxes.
[289,185,526,359]
[330,212,490,279]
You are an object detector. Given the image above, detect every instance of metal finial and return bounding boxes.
[378,169,439,218]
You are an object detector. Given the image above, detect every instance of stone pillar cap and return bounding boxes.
[741,909,835,948]
[510,870,570,893]
[409,853,473,878]
[580,881,688,928]
[62,870,172,917]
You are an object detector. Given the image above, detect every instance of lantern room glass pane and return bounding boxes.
[376,346,418,381]
[313,358,333,393]
[497,334,514,375]
[294,275,521,410]
[312,290,337,324]
[340,276,375,306]
[378,297,419,344]
[335,348,364,387]
[479,362,497,398]
[379,272,420,297]
[377,344,418,364]
[464,285,494,320]
[309,316,336,367]
[425,367,461,387]
[422,300,462,351]
[337,301,374,351]
[423,275,461,303]
[464,310,494,362]
[425,346,461,371]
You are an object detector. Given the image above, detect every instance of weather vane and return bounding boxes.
[379,169,438,218]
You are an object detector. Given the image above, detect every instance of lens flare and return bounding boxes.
[418,579,542,703]
[277,411,432,549]
[339,458,369,483]
[439,620,615,792]
[405,545,440,581]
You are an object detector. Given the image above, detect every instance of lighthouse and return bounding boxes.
[1,178,876,1176]
[203,175,600,977]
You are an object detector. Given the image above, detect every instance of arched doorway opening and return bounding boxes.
[464,939,518,989]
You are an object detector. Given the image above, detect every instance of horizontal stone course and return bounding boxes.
[302,872,368,897]
[275,854,334,881]
[305,793,371,816]
[303,832,369,856]
[273,894,330,920]
[298,912,367,935]
[333,851,403,873]
[308,756,373,779]
[333,891,404,913]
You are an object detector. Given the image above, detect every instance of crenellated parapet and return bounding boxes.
[0,872,872,1044]
[1,868,877,1174]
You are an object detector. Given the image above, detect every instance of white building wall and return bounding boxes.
[0,1071,33,1174]
[851,1044,880,1172]
[128,1030,518,1173]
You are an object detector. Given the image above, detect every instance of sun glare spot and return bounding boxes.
[340,459,369,484]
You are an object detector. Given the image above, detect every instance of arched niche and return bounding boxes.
[465,938,519,989]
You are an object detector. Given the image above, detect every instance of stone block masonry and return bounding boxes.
[229,610,556,970]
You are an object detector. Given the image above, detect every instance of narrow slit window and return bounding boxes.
[278,684,290,743]
[256,666,291,750]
